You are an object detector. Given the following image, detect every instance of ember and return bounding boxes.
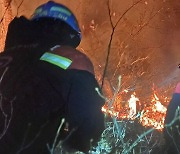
[102,89,169,131]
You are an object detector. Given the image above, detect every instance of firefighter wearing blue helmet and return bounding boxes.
[31,1,81,38]
[0,1,104,153]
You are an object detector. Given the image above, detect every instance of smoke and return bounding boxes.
[158,67,180,88]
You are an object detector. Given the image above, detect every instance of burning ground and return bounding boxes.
[102,85,169,131]
[1,0,180,153]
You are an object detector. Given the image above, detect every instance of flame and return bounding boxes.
[102,89,168,131]
[139,92,167,130]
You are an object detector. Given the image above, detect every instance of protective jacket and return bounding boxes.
[0,45,104,154]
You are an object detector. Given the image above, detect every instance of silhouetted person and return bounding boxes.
[0,1,104,153]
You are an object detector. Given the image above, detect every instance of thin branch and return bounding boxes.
[16,121,48,154]
[132,7,163,38]
[0,67,9,84]
[50,118,65,154]
[16,0,24,16]
[101,0,144,89]
[114,0,144,29]
[108,76,122,108]
[0,96,15,140]
[95,87,109,102]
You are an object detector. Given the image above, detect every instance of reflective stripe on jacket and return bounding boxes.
[40,45,94,74]
[40,52,72,70]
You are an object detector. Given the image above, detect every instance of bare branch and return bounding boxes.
[16,121,48,154]
[16,0,24,16]
[101,0,144,89]
[132,7,163,38]
[50,118,65,154]
[114,0,144,29]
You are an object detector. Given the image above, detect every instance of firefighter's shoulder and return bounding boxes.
[52,45,94,74]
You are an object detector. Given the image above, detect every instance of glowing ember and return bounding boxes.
[102,107,119,117]
[139,92,167,130]
[102,89,168,131]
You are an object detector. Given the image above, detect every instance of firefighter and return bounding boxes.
[0,1,104,153]
[164,83,180,154]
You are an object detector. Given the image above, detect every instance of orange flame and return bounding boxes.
[139,92,167,130]
[102,89,168,131]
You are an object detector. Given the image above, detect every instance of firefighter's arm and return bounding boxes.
[63,71,104,152]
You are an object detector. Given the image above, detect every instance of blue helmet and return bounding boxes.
[31,1,81,39]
